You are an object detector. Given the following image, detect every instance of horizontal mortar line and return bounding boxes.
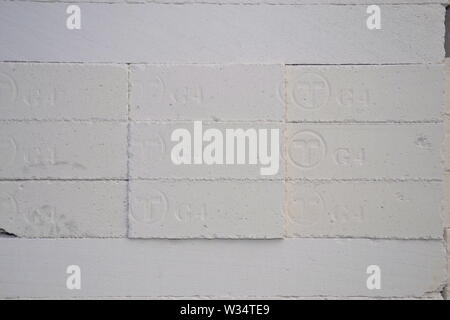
[0,119,129,123]
[0,1,446,5]
[128,235,444,240]
[0,235,128,239]
[4,294,443,300]
[284,178,442,182]
[0,237,444,242]
[284,235,443,240]
[286,62,446,66]
[0,119,443,124]
[0,61,445,66]
[0,178,127,182]
[285,120,443,124]
[129,177,286,181]
[129,177,442,182]
[131,119,285,123]
[0,178,441,182]
[0,60,445,64]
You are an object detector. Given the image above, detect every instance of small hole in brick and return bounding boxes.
[446,5,450,57]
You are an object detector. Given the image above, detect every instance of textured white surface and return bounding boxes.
[129,122,283,179]
[0,238,445,298]
[286,65,443,122]
[129,180,284,238]
[0,63,128,120]
[286,181,442,238]
[0,181,127,237]
[0,122,127,179]
[0,3,444,64]
[286,124,442,179]
[130,64,284,121]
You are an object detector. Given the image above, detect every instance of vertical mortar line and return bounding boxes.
[126,63,131,238]
[283,64,288,238]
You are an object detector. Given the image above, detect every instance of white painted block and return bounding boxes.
[445,59,450,116]
[286,65,443,122]
[444,174,450,228]
[129,180,283,238]
[0,3,444,63]
[0,122,127,179]
[286,181,441,238]
[0,239,444,298]
[0,63,128,120]
[130,64,284,121]
[0,181,127,237]
[130,122,283,179]
[447,229,450,300]
[443,116,450,170]
[286,124,441,179]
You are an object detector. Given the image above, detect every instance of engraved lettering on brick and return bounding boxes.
[288,189,325,225]
[130,190,168,224]
[334,148,365,166]
[291,73,330,110]
[24,147,56,167]
[328,204,365,224]
[25,205,56,228]
[24,205,78,235]
[175,203,207,222]
[288,131,326,168]
[169,86,203,105]
[337,88,370,108]
[0,137,17,169]
[23,88,56,108]
[0,72,18,104]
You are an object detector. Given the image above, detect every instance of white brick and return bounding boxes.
[0,181,127,237]
[443,173,450,228]
[130,122,283,179]
[0,3,444,63]
[443,116,450,170]
[286,65,443,122]
[445,59,450,116]
[286,124,441,179]
[286,181,441,238]
[130,64,284,121]
[0,239,444,298]
[0,63,128,120]
[129,180,283,238]
[0,122,127,179]
[447,229,450,300]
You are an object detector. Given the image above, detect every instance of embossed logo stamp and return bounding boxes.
[290,73,330,110]
[130,189,168,224]
[288,130,327,169]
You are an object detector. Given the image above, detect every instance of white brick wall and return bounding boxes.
[0,1,448,299]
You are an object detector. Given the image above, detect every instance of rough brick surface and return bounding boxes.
[0,3,444,64]
[130,122,283,179]
[130,64,284,121]
[286,181,442,238]
[0,181,127,238]
[0,122,127,179]
[129,180,284,238]
[286,65,443,122]
[286,124,441,179]
[0,63,128,120]
[0,239,444,298]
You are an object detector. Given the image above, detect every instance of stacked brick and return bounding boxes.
[0,0,448,299]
